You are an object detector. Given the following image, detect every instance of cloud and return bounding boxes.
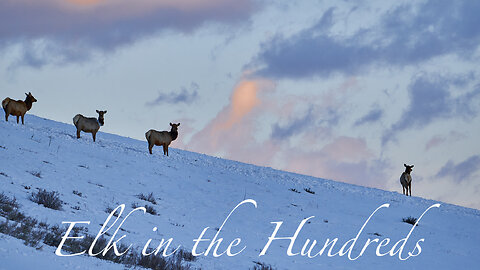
[354,107,383,126]
[185,75,387,189]
[0,0,260,66]
[187,77,275,153]
[284,137,386,188]
[270,106,314,140]
[425,131,466,151]
[436,155,480,183]
[147,82,199,106]
[382,75,480,144]
[253,0,480,79]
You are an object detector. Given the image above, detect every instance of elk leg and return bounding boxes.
[162,144,167,155]
[408,183,411,196]
[92,132,96,142]
[16,116,19,124]
[21,115,24,125]
[4,112,8,122]
[148,143,153,154]
[76,129,81,139]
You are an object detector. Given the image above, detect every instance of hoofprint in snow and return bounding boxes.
[0,114,479,270]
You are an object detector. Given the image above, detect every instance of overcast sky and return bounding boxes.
[1,0,479,209]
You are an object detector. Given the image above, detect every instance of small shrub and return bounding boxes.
[0,193,19,215]
[252,261,275,270]
[7,209,25,222]
[177,248,195,262]
[105,206,119,217]
[131,203,157,215]
[137,192,157,204]
[289,188,300,193]
[30,189,62,210]
[145,205,157,216]
[72,190,83,197]
[43,225,63,247]
[137,252,170,270]
[402,216,418,226]
[27,171,42,178]
[304,188,315,194]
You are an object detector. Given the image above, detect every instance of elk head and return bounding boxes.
[96,110,107,126]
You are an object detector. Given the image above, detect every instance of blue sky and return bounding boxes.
[1,0,479,209]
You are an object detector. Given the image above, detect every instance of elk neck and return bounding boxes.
[24,96,34,111]
[170,129,178,141]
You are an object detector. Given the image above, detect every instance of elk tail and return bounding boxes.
[145,130,152,142]
[73,114,81,127]
[2,98,10,112]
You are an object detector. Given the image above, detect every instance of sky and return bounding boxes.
[1,0,479,209]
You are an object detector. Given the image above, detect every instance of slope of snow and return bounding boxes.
[0,114,479,269]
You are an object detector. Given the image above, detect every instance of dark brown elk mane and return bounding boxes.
[24,94,35,111]
[170,126,178,141]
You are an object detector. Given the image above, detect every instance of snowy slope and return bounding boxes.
[0,114,479,270]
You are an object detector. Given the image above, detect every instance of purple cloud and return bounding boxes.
[253,0,480,79]
[354,107,383,126]
[382,75,480,144]
[0,0,260,67]
[436,155,480,183]
[146,82,199,106]
[271,106,315,140]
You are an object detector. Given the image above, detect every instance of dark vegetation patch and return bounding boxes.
[137,192,157,205]
[304,188,315,194]
[402,216,418,226]
[252,261,276,270]
[29,189,62,210]
[0,193,195,269]
[27,171,42,178]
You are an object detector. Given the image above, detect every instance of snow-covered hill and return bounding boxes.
[0,115,479,270]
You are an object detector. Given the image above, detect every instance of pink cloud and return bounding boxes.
[425,131,466,151]
[185,76,386,189]
[321,136,373,163]
[0,0,260,65]
[187,77,275,158]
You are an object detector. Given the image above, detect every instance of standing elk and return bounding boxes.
[145,123,180,156]
[400,164,414,196]
[73,110,107,142]
[2,92,37,124]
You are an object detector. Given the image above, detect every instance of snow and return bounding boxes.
[0,114,479,269]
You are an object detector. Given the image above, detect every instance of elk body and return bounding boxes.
[73,110,107,142]
[400,164,414,196]
[2,92,37,124]
[145,123,180,156]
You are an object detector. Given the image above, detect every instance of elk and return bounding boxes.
[400,164,414,196]
[145,123,180,156]
[73,110,107,142]
[2,92,37,124]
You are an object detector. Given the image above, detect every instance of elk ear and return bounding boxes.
[104,110,107,114]
[29,92,32,95]
[177,123,180,126]
[96,110,100,113]
[25,93,28,96]
[411,165,414,168]
[404,164,407,167]
[170,122,173,126]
